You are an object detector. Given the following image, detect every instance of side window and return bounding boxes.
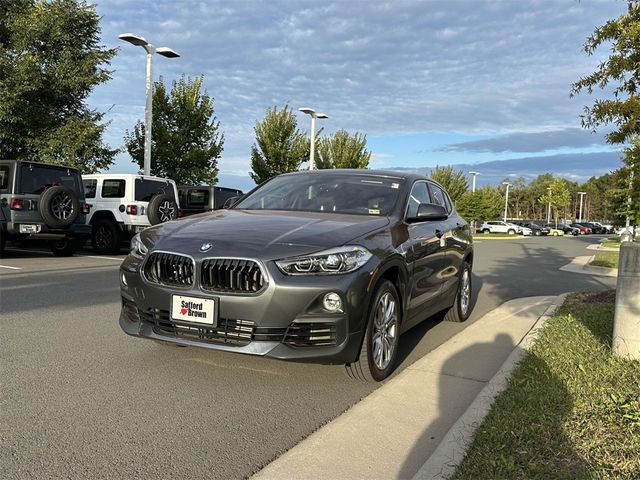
[83,179,97,199]
[0,165,10,192]
[135,179,174,201]
[102,179,126,198]
[406,181,431,218]
[187,189,209,206]
[428,183,447,209]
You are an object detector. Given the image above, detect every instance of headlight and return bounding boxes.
[276,246,372,275]
[130,233,149,259]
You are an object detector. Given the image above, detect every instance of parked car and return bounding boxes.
[512,221,545,236]
[480,220,520,235]
[595,222,615,234]
[560,224,580,236]
[83,174,179,254]
[177,185,243,217]
[543,224,565,236]
[0,160,91,257]
[580,222,606,234]
[570,223,592,235]
[119,169,474,381]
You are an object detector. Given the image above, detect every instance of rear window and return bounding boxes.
[0,165,10,192]
[213,189,242,209]
[135,179,175,202]
[83,179,97,199]
[102,179,125,198]
[19,163,82,195]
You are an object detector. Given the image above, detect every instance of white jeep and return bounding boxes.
[479,220,522,235]
[83,174,179,254]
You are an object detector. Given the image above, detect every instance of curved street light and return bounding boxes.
[298,107,328,170]
[119,33,180,176]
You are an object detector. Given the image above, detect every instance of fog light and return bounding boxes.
[121,273,128,286]
[323,292,342,312]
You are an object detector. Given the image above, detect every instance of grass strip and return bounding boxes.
[590,251,619,269]
[452,291,640,480]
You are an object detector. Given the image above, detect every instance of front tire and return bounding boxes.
[92,219,121,254]
[346,280,401,382]
[507,229,516,235]
[482,229,490,234]
[444,262,472,322]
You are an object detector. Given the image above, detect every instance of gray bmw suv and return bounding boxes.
[119,169,474,381]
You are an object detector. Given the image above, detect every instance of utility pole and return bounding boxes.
[469,171,480,192]
[502,182,511,223]
[577,191,587,222]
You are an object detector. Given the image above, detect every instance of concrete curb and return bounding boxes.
[559,255,617,277]
[586,244,619,252]
[471,236,525,240]
[412,293,570,480]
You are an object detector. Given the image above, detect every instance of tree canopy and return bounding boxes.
[124,76,224,185]
[316,130,371,169]
[250,105,309,184]
[0,0,117,172]
[456,186,504,222]
[429,165,469,204]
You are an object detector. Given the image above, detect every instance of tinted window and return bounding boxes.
[83,179,97,199]
[187,189,209,206]
[214,189,242,209]
[135,179,175,202]
[236,174,402,216]
[406,182,431,218]
[0,165,10,192]
[428,183,447,209]
[19,164,81,195]
[102,179,125,198]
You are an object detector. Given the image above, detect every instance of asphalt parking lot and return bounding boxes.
[0,236,616,479]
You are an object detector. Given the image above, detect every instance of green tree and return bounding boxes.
[316,130,371,169]
[539,177,571,227]
[457,186,504,222]
[571,1,640,144]
[250,105,309,184]
[0,0,117,172]
[429,165,469,204]
[124,76,224,185]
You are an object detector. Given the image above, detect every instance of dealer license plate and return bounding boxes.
[171,295,216,325]
[19,224,41,234]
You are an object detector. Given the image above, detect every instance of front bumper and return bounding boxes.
[118,254,376,364]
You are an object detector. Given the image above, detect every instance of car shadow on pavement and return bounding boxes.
[395,273,483,371]
[398,334,587,479]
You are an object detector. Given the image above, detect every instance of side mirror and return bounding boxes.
[222,195,241,209]
[407,203,448,223]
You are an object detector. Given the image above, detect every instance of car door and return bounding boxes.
[402,181,448,327]
[427,182,462,297]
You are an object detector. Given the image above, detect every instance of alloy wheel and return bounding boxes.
[158,201,176,223]
[50,192,74,221]
[460,268,471,316]
[371,292,398,371]
[95,225,113,249]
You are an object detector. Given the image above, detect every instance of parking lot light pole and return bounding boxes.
[546,187,552,224]
[577,191,587,222]
[119,33,180,177]
[502,181,511,222]
[298,108,328,170]
[469,171,480,192]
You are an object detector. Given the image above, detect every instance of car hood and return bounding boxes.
[144,209,389,260]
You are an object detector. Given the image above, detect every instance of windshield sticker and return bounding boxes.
[368,208,380,215]
[391,183,399,189]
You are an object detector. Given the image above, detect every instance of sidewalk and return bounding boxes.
[253,295,559,480]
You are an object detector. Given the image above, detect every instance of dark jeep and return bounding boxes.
[0,160,90,257]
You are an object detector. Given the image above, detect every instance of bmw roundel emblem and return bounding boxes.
[199,243,213,252]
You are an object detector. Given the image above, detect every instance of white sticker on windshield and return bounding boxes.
[391,183,399,189]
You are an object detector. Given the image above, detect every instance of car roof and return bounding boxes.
[279,169,438,185]
[0,160,80,172]
[83,173,175,184]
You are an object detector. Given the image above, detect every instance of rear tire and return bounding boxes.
[345,280,401,382]
[507,229,516,235]
[444,262,472,323]
[148,194,178,225]
[92,219,121,254]
[482,229,490,234]
[39,186,80,228]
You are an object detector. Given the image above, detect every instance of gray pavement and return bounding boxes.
[0,235,616,479]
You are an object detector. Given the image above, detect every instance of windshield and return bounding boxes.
[236,173,402,216]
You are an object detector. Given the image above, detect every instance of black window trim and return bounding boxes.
[426,181,452,216]
[404,180,432,221]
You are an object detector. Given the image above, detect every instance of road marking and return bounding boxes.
[0,265,22,270]
[84,255,124,261]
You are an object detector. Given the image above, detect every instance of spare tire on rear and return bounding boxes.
[147,193,178,225]
[39,186,79,229]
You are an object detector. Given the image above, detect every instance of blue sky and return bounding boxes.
[88,0,625,190]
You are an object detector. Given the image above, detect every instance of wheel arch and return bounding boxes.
[89,210,120,225]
